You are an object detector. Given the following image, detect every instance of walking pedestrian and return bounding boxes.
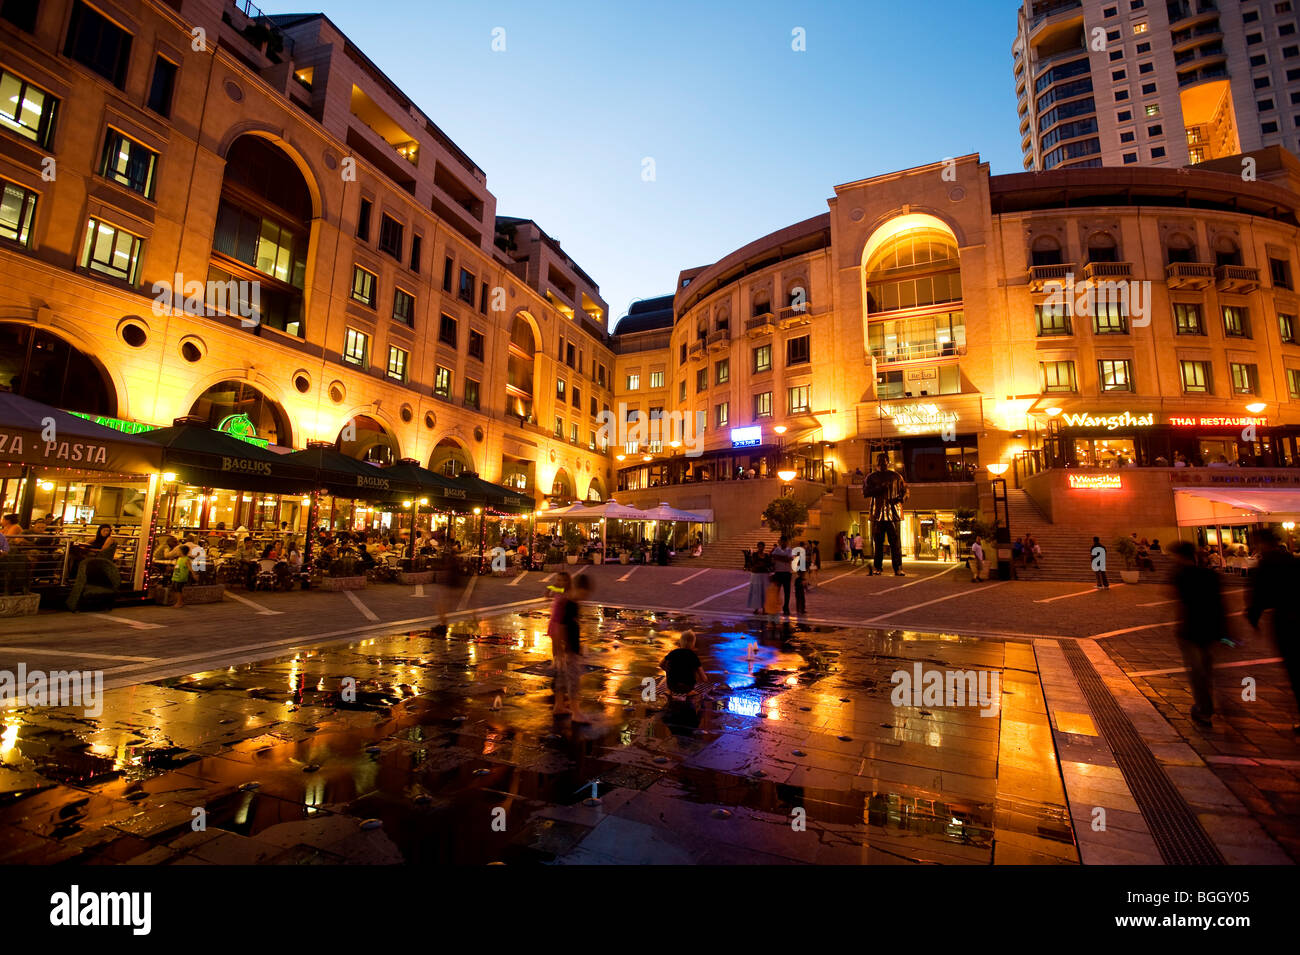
[850,531,863,566]
[559,574,592,723]
[1091,536,1109,588]
[1170,541,1225,727]
[170,544,192,608]
[548,572,573,716]
[747,541,771,613]
[771,535,795,616]
[939,529,953,562]
[1247,530,1300,734]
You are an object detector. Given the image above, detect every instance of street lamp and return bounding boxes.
[986,462,1009,476]
[1246,402,1267,414]
[985,463,1011,579]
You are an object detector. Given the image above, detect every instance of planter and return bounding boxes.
[320,575,368,591]
[1119,569,1140,585]
[0,593,39,617]
[619,553,629,565]
[398,570,435,585]
[150,583,224,605]
[565,555,579,565]
[591,553,603,565]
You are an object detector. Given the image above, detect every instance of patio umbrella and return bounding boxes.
[0,392,162,475]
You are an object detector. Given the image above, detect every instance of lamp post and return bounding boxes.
[773,423,788,480]
[986,462,1010,579]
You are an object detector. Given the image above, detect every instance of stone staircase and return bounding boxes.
[1002,487,1174,583]
[693,488,838,570]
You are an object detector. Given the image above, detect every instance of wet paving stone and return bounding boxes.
[0,608,1077,865]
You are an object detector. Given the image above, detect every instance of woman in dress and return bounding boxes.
[747,541,772,614]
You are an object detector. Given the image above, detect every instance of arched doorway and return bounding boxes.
[188,379,290,446]
[428,437,474,477]
[210,135,313,336]
[0,323,115,415]
[549,467,575,502]
[586,476,605,502]
[337,414,398,465]
[504,313,538,423]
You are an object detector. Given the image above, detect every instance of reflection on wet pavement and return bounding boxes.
[0,607,1077,865]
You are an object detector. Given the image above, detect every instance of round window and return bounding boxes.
[424,411,436,430]
[180,341,202,363]
[473,425,484,442]
[121,324,147,348]
[400,404,414,423]
[294,373,311,394]
[328,382,345,404]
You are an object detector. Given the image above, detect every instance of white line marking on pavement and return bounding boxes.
[343,589,379,622]
[86,613,165,630]
[1127,655,1283,678]
[818,566,875,586]
[865,582,1006,622]
[0,646,158,662]
[875,563,960,593]
[457,575,478,611]
[542,573,556,583]
[617,566,638,582]
[1034,583,1125,604]
[1091,609,1247,639]
[412,584,424,597]
[1138,588,1244,607]
[674,569,710,586]
[223,590,282,616]
[687,582,749,609]
[507,571,528,586]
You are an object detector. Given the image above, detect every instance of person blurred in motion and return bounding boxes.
[547,572,572,716]
[1248,530,1300,734]
[1170,541,1226,728]
[556,574,592,723]
[659,630,707,700]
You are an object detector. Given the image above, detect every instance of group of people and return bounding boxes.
[1011,534,1043,568]
[745,536,820,617]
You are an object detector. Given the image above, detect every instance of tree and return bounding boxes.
[763,497,808,539]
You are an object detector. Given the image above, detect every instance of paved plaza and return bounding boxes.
[0,561,1296,864]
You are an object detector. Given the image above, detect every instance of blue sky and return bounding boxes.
[320,0,1024,328]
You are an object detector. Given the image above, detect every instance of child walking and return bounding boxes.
[171,544,192,608]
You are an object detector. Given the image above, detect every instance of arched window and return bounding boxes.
[865,227,961,313]
[586,476,604,501]
[1086,232,1118,263]
[0,324,115,415]
[1166,233,1197,264]
[188,380,289,447]
[210,136,313,337]
[429,438,473,477]
[336,414,397,464]
[752,289,772,318]
[550,468,575,501]
[1031,235,1062,266]
[505,315,537,422]
[1214,235,1242,267]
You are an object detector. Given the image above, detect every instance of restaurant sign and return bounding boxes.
[1060,411,1155,431]
[0,432,110,465]
[220,456,272,476]
[442,487,468,499]
[1068,473,1122,489]
[879,403,959,435]
[1170,415,1268,428]
[355,475,390,490]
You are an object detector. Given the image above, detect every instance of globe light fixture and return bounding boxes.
[777,468,797,482]
[1246,402,1267,414]
[986,462,1009,476]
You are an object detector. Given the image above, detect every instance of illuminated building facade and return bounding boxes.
[0,0,614,512]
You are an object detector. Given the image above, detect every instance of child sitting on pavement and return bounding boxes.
[659,630,708,700]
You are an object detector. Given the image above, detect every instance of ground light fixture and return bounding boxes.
[1246,402,1267,414]
[777,469,797,481]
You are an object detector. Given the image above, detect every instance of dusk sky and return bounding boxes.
[321,0,1024,327]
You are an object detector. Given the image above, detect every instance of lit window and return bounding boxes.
[0,68,58,148]
[81,217,142,283]
[351,266,376,307]
[434,365,452,399]
[386,345,407,381]
[0,180,38,246]
[343,328,369,367]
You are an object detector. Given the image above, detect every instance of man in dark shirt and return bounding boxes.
[770,535,795,616]
[864,453,908,576]
[660,631,707,697]
[1170,541,1226,727]
[1248,530,1300,734]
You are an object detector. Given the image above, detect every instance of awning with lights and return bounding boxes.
[1173,487,1300,526]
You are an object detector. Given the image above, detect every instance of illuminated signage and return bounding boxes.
[68,411,156,435]
[1169,416,1268,428]
[879,403,959,435]
[730,426,762,448]
[1060,411,1155,431]
[1068,473,1122,489]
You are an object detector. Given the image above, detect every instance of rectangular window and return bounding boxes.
[786,334,811,365]
[626,373,640,391]
[1035,302,1072,336]
[479,281,489,315]
[1,0,39,31]
[1223,305,1251,337]
[588,430,596,451]
[1231,362,1259,395]
[438,313,458,347]
[1040,360,1077,393]
[678,380,686,401]
[434,366,452,400]
[378,214,403,259]
[754,344,772,372]
[442,255,454,292]
[458,268,475,304]
[649,370,664,388]
[565,342,576,368]
[556,378,567,401]
[1288,368,1300,398]
[392,288,415,326]
[468,328,484,360]
[715,359,729,384]
[464,378,480,411]
[1281,313,1297,343]
[754,391,773,417]
[343,328,369,367]
[590,397,598,418]
[572,385,581,409]
[679,342,687,364]
[409,233,422,272]
[65,1,132,88]
[1174,302,1204,335]
[598,363,609,388]
[0,180,38,246]
[1180,359,1212,393]
[146,56,177,117]
[351,266,376,307]
[99,129,157,198]
[788,385,811,413]
[696,367,707,392]
[715,402,729,428]
[555,416,564,439]
[1098,358,1134,392]
[1271,256,1293,289]
[81,217,141,283]
[356,198,372,240]
[0,69,58,148]
[570,422,579,445]
[1093,303,1128,334]
[386,345,407,382]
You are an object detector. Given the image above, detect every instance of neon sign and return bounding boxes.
[879,403,959,435]
[730,426,762,448]
[1169,416,1268,428]
[1061,411,1154,430]
[1068,473,1122,489]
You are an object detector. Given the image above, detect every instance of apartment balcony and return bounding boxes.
[870,342,967,364]
[706,328,730,352]
[1167,1,1219,30]
[1028,263,1075,290]
[1028,0,1083,35]
[1215,265,1260,293]
[688,340,707,362]
[1172,21,1224,52]
[1165,262,1215,290]
[777,304,812,328]
[1082,261,1133,281]
[745,312,775,337]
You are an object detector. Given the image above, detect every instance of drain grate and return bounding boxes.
[1057,639,1224,865]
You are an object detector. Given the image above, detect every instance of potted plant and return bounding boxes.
[1113,536,1140,584]
[562,525,584,564]
[762,496,809,540]
[321,553,367,591]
